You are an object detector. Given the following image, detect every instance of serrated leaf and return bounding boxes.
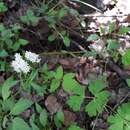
[67,96,84,111]
[2,77,17,100]
[88,78,107,95]
[50,79,61,92]
[12,117,31,130]
[108,103,130,130]
[62,73,78,93]
[39,109,48,127]
[85,91,109,117]
[54,66,63,79]
[11,98,33,115]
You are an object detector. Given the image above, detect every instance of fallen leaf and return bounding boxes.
[63,110,76,126]
[45,95,62,114]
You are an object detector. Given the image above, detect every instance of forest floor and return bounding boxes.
[0,0,130,130]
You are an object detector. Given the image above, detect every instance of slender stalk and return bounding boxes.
[39,51,85,56]
[70,0,103,13]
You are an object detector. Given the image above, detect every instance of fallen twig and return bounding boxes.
[107,59,130,79]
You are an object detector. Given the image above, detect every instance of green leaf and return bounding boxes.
[18,39,29,46]
[2,116,8,128]
[118,26,130,35]
[87,34,99,41]
[20,9,39,26]
[67,96,84,111]
[50,79,61,92]
[0,50,8,57]
[54,110,64,128]
[11,98,33,115]
[30,122,39,130]
[85,91,109,117]
[24,70,38,89]
[30,114,39,130]
[86,77,109,117]
[0,2,8,12]
[27,9,34,17]
[48,34,56,42]
[58,8,67,18]
[31,82,46,96]
[122,49,130,67]
[108,103,130,130]
[109,22,116,33]
[126,79,130,87]
[62,73,77,93]
[39,109,48,127]
[12,117,31,130]
[63,36,70,47]
[107,39,119,50]
[88,77,107,95]
[68,124,83,130]
[35,103,42,113]
[2,98,15,111]
[54,66,63,79]
[2,77,17,100]
[12,39,28,51]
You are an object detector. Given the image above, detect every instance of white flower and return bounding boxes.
[25,51,41,63]
[11,53,30,74]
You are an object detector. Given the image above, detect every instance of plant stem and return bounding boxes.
[39,51,85,56]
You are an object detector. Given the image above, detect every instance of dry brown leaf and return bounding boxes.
[63,110,76,126]
[45,95,62,114]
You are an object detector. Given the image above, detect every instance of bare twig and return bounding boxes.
[113,92,130,111]
[82,14,130,18]
[69,0,103,13]
[107,59,130,79]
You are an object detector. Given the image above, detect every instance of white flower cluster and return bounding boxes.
[11,51,41,74]
[11,53,30,74]
[25,51,41,63]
